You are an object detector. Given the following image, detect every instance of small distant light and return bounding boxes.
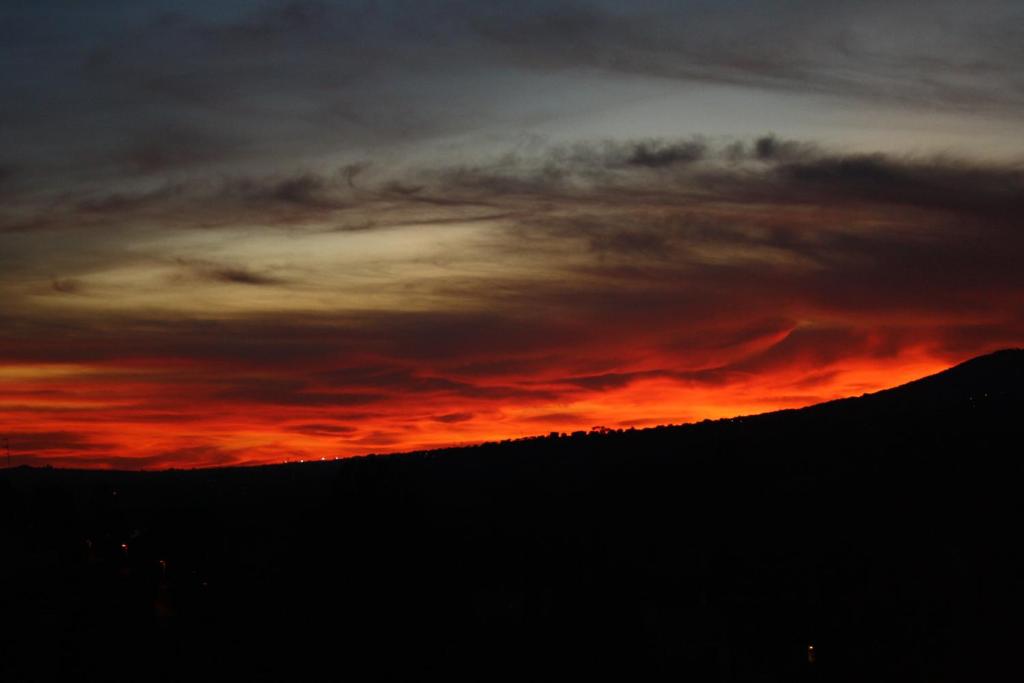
[121,543,128,552]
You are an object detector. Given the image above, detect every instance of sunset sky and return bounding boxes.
[2,1,1024,468]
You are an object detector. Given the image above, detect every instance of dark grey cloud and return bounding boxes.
[214,378,383,408]
[223,173,355,212]
[492,137,1021,219]
[286,423,359,436]
[626,141,707,168]
[561,370,668,391]
[770,154,1024,219]
[431,412,475,424]
[0,169,361,234]
[465,0,1024,110]
[175,258,289,287]
[4,0,1024,196]
[319,364,562,402]
[208,268,284,286]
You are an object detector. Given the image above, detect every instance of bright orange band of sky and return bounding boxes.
[0,343,966,468]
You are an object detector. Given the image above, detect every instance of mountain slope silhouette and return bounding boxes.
[3,349,1022,682]
[873,346,1024,400]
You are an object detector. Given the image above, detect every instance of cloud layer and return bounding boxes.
[3,133,1023,466]
[2,2,1023,467]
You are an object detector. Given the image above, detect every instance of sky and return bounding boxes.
[2,0,1024,468]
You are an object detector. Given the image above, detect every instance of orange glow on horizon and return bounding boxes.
[0,347,957,469]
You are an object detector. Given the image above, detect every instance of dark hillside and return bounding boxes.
[2,350,1022,682]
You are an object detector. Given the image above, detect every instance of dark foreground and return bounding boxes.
[3,350,1023,682]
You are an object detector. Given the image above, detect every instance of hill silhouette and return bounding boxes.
[2,349,1022,682]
